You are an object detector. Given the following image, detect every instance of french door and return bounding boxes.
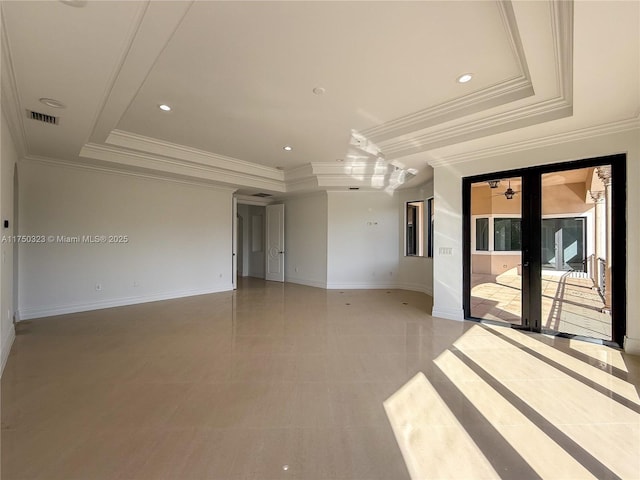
[463,154,626,345]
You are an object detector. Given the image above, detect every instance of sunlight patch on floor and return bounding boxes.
[384,324,640,479]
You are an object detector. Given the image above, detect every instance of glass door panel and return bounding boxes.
[540,166,612,341]
[470,177,522,326]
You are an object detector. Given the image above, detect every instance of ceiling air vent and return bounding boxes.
[252,193,272,198]
[27,110,59,125]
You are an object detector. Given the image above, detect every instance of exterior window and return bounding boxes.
[475,218,489,251]
[406,201,424,256]
[427,197,434,258]
[494,218,521,251]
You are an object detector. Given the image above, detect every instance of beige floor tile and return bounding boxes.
[2,278,637,480]
[132,428,244,480]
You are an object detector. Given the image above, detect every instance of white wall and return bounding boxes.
[327,191,399,289]
[18,160,235,319]
[284,193,327,288]
[1,109,17,373]
[431,129,640,354]
[397,183,434,294]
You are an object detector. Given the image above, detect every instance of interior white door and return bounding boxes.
[265,204,285,282]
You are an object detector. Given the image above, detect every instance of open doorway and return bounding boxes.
[236,204,266,280]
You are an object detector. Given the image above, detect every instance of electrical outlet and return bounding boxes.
[133,280,140,287]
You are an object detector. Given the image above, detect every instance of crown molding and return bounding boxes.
[361,76,534,144]
[1,7,27,158]
[360,1,534,143]
[499,0,531,80]
[382,96,572,158]
[285,176,319,194]
[89,1,194,144]
[21,153,238,192]
[282,164,318,193]
[80,142,285,192]
[107,130,284,181]
[283,163,314,182]
[428,116,640,167]
[550,0,573,102]
[235,194,274,206]
[376,0,574,162]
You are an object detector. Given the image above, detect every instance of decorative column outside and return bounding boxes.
[589,190,605,292]
[596,166,612,311]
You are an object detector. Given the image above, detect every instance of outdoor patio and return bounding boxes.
[471,268,612,340]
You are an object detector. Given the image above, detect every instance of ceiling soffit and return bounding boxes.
[1,1,578,193]
[92,0,571,191]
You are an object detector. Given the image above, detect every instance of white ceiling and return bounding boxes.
[1,1,638,196]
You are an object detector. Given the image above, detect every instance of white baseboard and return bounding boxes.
[1,325,16,376]
[431,305,465,321]
[623,335,640,355]
[17,286,233,320]
[285,276,327,289]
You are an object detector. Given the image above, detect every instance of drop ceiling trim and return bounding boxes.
[360,0,534,143]
[283,164,315,184]
[0,8,27,157]
[550,0,573,102]
[498,0,531,80]
[381,96,572,158]
[88,1,194,144]
[285,177,320,194]
[235,194,274,206]
[427,115,640,167]
[80,143,286,192]
[374,0,574,161]
[106,129,284,181]
[21,154,238,193]
[360,76,534,143]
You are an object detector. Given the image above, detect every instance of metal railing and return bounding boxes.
[586,254,606,296]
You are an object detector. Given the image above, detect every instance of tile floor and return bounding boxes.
[471,269,612,340]
[2,278,639,479]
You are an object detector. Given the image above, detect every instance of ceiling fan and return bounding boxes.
[490,179,520,199]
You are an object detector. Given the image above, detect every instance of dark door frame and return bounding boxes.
[463,154,627,346]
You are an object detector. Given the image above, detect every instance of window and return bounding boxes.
[494,218,521,251]
[475,217,489,251]
[427,197,434,258]
[406,200,424,256]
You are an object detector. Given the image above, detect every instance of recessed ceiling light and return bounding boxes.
[283,145,292,151]
[312,87,326,95]
[158,104,172,111]
[39,98,66,109]
[336,158,344,162]
[457,73,473,84]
